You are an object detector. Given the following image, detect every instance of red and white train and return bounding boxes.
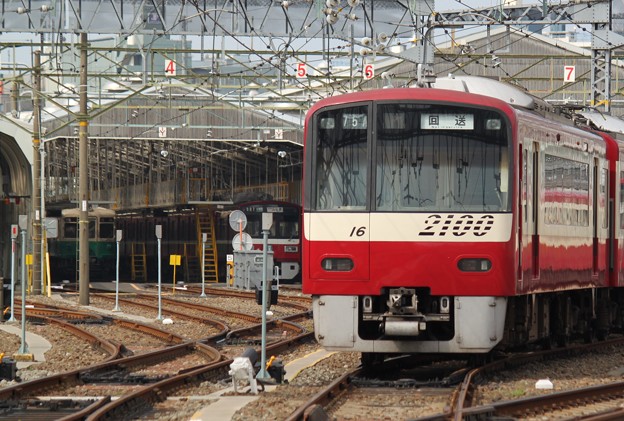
[234,200,302,282]
[302,76,624,361]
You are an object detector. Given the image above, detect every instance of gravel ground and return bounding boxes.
[0,329,21,355]
[476,344,624,404]
[0,321,110,386]
[328,387,451,420]
[74,322,173,353]
[231,352,361,421]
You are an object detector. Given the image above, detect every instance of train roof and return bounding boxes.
[579,110,624,135]
[431,75,539,110]
[307,74,555,116]
[61,207,116,217]
[307,85,516,116]
[307,75,624,146]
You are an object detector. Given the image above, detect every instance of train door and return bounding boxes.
[599,162,609,277]
[618,164,624,284]
[593,159,599,275]
[592,158,608,276]
[531,142,540,279]
[519,145,527,288]
[519,141,539,289]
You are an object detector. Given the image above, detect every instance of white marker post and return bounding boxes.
[113,229,122,312]
[200,232,207,297]
[156,225,163,320]
[8,224,18,322]
[18,215,29,356]
[256,212,273,381]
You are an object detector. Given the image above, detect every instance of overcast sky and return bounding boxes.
[437,1,541,11]
[0,1,560,72]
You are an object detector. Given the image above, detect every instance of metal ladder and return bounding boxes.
[131,242,147,281]
[195,207,219,283]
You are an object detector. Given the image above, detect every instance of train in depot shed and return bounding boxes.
[50,199,303,284]
[47,207,117,281]
[216,200,302,283]
[301,75,624,364]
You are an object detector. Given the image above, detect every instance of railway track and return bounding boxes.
[146,283,312,313]
[19,305,188,346]
[2,290,316,420]
[461,381,624,420]
[183,284,312,312]
[85,330,315,421]
[89,292,309,339]
[283,338,624,421]
[2,306,223,420]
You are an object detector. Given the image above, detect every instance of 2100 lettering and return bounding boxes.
[418,214,495,237]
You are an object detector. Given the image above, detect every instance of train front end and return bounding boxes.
[302,89,518,355]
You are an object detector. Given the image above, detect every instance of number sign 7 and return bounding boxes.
[564,65,575,83]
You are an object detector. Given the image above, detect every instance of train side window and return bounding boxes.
[64,218,77,239]
[100,217,115,239]
[544,154,589,226]
[89,218,96,239]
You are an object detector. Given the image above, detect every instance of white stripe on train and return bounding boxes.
[304,212,513,242]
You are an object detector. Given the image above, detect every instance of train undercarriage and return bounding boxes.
[314,287,624,366]
[502,288,624,349]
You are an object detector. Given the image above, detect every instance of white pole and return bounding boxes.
[156,224,163,320]
[113,229,122,312]
[256,228,270,380]
[256,211,273,381]
[18,227,29,354]
[200,232,207,297]
[40,138,46,297]
[8,233,17,322]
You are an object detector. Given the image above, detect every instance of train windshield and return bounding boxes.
[100,217,115,239]
[241,204,300,239]
[312,102,511,212]
[63,217,97,238]
[315,105,368,210]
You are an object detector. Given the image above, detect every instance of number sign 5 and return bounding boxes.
[297,63,307,78]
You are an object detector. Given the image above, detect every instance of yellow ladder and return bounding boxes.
[131,242,147,281]
[195,207,219,283]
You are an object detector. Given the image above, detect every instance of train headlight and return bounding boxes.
[322,257,353,271]
[284,246,298,253]
[457,258,492,272]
